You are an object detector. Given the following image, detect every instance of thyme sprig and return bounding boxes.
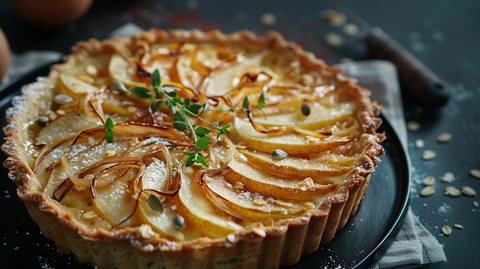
[111,69,254,167]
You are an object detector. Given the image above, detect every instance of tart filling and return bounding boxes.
[2,29,384,268]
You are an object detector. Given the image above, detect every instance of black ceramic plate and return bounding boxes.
[0,62,410,269]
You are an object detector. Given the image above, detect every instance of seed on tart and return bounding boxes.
[2,29,384,268]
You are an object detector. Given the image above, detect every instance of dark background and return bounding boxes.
[1,0,480,268]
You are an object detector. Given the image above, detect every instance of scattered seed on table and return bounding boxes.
[423,175,435,186]
[172,215,185,230]
[320,10,346,27]
[406,121,421,131]
[324,33,345,48]
[470,169,480,179]
[420,186,435,196]
[260,13,277,26]
[343,23,359,36]
[442,172,455,183]
[445,186,461,197]
[461,186,476,197]
[437,132,453,143]
[453,224,464,229]
[415,139,424,148]
[422,150,436,160]
[442,225,452,236]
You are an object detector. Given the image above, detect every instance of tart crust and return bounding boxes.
[2,29,385,269]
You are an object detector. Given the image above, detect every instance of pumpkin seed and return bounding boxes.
[422,150,436,160]
[148,194,164,213]
[54,94,74,106]
[301,103,311,116]
[324,32,345,48]
[423,175,435,186]
[110,81,128,94]
[470,169,480,179]
[445,186,461,197]
[272,149,288,159]
[172,215,186,230]
[343,23,359,36]
[437,132,453,143]
[36,116,50,126]
[442,225,452,236]
[441,172,455,183]
[415,139,424,148]
[420,186,435,197]
[406,121,421,131]
[461,186,476,196]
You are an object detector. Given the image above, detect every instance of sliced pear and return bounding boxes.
[205,175,307,221]
[138,198,184,241]
[102,99,133,117]
[135,159,181,242]
[42,164,68,197]
[233,119,352,154]
[109,54,146,87]
[59,72,99,97]
[34,116,93,146]
[174,167,242,238]
[205,50,271,96]
[94,169,138,225]
[253,103,356,130]
[225,158,337,199]
[238,150,352,179]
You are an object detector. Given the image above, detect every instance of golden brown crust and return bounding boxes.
[2,29,385,268]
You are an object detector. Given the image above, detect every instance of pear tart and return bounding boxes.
[2,29,385,268]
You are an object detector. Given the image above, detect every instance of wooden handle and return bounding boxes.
[365,28,449,109]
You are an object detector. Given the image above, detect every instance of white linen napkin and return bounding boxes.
[1,25,446,268]
[338,60,446,268]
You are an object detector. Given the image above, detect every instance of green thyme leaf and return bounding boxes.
[173,96,182,103]
[105,117,114,130]
[104,117,114,143]
[216,124,231,140]
[185,154,196,167]
[184,98,191,106]
[171,113,184,122]
[151,69,161,93]
[131,87,152,99]
[195,126,212,135]
[173,121,188,131]
[220,124,231,131]
[153,100,163,112]
[242,96,248,109]
[186,103,203,114]
[105,132,113,143]
[196,135,210,150]
[166,100,177,113]
[257,89,267,108]
[183,151,195,156]
[167,90,177,98]
[196,153,208,168]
